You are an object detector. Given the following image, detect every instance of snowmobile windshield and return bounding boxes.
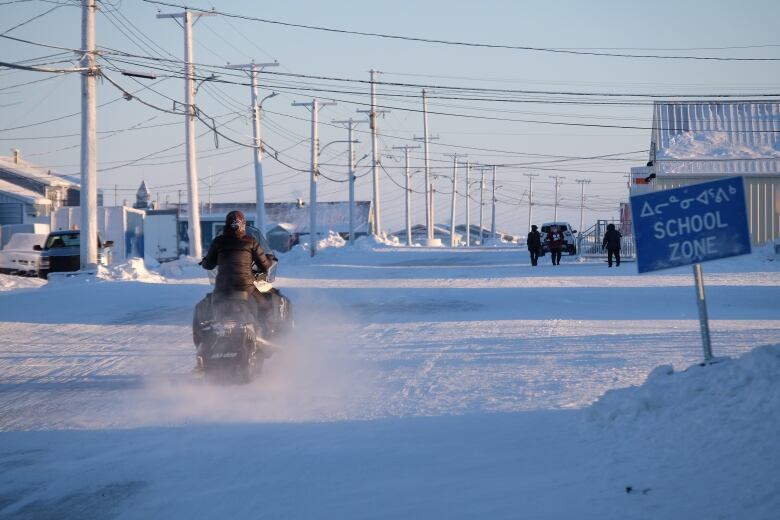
[244,225,273,253]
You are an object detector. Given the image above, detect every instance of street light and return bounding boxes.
[194,73,219,94]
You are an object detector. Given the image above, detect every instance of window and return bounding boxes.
[46,233,79,248]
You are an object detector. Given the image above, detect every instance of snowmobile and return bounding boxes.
[193,226,293,384]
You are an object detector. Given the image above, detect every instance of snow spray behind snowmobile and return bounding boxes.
[193,226,293,384]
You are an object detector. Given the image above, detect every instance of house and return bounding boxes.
[0,152,103,225]
[0,177,52,226]
[630,100,780,246]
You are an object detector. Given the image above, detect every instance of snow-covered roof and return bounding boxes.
[269,222,297,233]
[0,156,76,188]
[649,100,780,175]
[0,178,52,205]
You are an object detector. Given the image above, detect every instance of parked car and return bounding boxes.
[539,221,577,256]
[0,233,47,276]
[35,230,113,279]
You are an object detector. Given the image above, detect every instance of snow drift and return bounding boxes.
[589,343,780,429]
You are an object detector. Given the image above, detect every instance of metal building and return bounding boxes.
[630,100,780,246]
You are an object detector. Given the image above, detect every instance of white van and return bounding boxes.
[539,222,577,255]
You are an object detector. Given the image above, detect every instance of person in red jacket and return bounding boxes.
[547,225,564,266]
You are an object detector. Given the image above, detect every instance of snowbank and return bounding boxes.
[100,258,163,282]
[281,231,400,263]
[0,273,45,291]
[589,344,780,430]
[150,256,207,281]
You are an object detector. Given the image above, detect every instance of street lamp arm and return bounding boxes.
[194,74,218,94]
[259,92,278,108]
[319,139,353,155]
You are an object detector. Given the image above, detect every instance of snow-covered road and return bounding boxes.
[1,247,779,518]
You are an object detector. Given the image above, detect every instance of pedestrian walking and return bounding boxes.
[527,225,542,266]
[547,225,564,266]
[602,223,622,267]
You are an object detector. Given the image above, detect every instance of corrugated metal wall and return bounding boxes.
[655,175,780,246]
[0,203,24,225]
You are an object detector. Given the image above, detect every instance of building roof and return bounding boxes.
[0,156,77,188]
[180,200,373,234]
[0,178,52,205]
[649,100,780,175]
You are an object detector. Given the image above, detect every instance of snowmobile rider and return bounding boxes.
[198,210,278,329]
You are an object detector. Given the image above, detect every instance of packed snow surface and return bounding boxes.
[1,246,779,519]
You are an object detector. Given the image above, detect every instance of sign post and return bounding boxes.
[630,177,751,362]
[693,263,713,361]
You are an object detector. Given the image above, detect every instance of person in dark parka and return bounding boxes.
[200,210,275,293]
[193,211,276,354]
[602,223,622,267]
[547,225,564,266]
[527,224,542,266]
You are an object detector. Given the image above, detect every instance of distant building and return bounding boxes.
[392,224,513,246]
[630,100,780,245]
[175,200,373,253]
[0,152,103,225]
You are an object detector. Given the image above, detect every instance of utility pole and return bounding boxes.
[422,89,432,241]
[226,60,279,233]
[490,165,497,238]
[523,173,539,232]
[80,0,98,270]
[333,119,364,245]
[393,144,421,246]
[551,175,565,222]
[465,160,471,247]
[414,89,438,244]
[475,166,489,245]
[575,178,591,233]
[207,168,212,214]
[156,9,215,259]
[292,98,336,256]
[356,69,388,236]
[444,153,464,247]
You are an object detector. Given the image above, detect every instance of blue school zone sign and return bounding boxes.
[630,177,752,273]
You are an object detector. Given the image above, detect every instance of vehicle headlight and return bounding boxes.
[39,256,49,269]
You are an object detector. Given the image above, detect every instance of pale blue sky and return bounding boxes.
[2,0,779,234]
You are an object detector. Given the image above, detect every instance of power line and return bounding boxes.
[140,0,780,62]
[1,3,66,36]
